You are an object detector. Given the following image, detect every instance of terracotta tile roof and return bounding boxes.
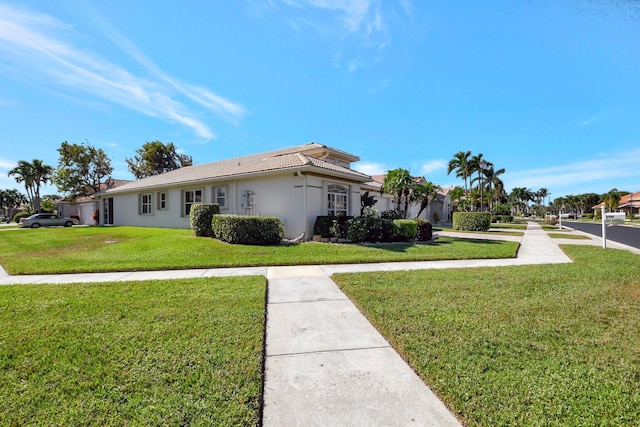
[105,143,371,194]
[592,190,640,209]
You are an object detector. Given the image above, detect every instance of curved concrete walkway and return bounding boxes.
[0,222,579,425]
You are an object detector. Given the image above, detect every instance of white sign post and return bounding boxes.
[601,206,607,249]
[601,206,626,249]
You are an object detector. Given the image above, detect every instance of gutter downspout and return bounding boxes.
[298,171,308,240]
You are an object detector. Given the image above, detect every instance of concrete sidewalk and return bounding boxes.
[0,222,588,425]
[261,222,572,426]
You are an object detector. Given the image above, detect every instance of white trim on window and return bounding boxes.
[157,191,168,210]
[139,193,153,215]
[183,189,202,216]
[214,186,227,209]
[327,184,349,216]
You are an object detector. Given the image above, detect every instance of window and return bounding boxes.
[157,192,167,210]
[140,193,152,215]
[214,186,227,209]
[328,184,348,216]
[183,189,202,216]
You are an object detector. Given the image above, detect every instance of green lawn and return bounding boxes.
[0,277,265,426]
[547,233,592,239]
[0,226,519,275]
[334,245,640,426]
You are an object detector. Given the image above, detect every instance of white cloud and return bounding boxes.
[352,160,387,176]
[266,0,412,71]
[0,157,16,169]
[507,148,640,195]
[0,4,245,139]
[420,159,447,175]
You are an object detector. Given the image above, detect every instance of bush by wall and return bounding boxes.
[416,218,433,241]
[393,219,418,241]
[190,203,220,237]
[212,214,283,245]
[13,212,30,224]
[345,216,396,243]
[314,215,353,238]
[453,212,492,231]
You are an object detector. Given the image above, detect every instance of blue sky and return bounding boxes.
[1,0,639,201]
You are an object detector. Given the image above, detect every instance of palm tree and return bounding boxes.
[603,189,621,212]
[447,151,472,194]
[382,168,414,218]
[483,165,505,211]
[8,159,54,212]
[469,154,489,211]
[411,181,441,219]
[509,187,534,216]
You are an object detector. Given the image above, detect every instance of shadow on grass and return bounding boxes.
[355,237,506,253]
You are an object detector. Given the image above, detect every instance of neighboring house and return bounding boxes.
[365,175,453,223]
[99,143,372,239]
[57,179,131,225]
[592,190,640,217]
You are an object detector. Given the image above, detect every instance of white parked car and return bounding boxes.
[20,213,79,228]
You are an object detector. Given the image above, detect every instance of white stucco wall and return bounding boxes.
[102,172,366,240]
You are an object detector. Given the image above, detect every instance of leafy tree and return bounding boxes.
[0,188,26,220]
[382,168,413,218]
[411,181,441,219]
[447,151,472,194]
[8,159,54,212]
[40,197,57,212]
[54,141,113,198]
[126,141,193,179]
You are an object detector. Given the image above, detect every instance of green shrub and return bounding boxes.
[345,216,395,243]
[13,212,30,224]
[416,219,433,241]
[585,213,594,220]
[431,211,441,224]
[314,215,352,238]
[190,203,220,237]
[380,210,402,220]
[493,214,513,223]
[493,204,511,215]
[393,219,417,241]
[212,214,283,245]
[453,212,492,231]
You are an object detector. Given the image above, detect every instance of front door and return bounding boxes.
[103,197,114,225]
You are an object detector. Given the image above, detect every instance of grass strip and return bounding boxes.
[547,233,592,239]
[0,227,518,275]
[0,277,266,426]
[334,245,640,426]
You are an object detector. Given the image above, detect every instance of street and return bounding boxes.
[563,220,640,250]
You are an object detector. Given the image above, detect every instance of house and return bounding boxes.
[592,191,640,218]
[365,175,453,223]
[99,143,372,239]
[57,179,131,225]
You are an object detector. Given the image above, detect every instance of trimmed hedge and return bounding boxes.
[453,212,492,231]
[393,219,418,241]
[190,203,220,237]
[212,214,284,245]
[416,218,433,241]
[492,214,513,223]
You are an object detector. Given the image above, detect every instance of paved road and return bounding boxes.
[563,220,640,250]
